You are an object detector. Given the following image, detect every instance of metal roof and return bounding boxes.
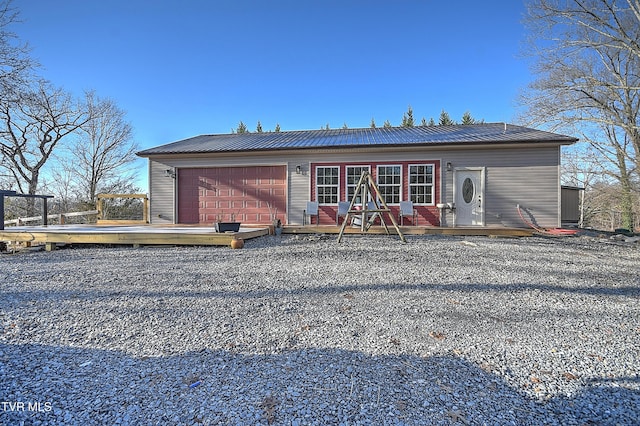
[136,123,578,156]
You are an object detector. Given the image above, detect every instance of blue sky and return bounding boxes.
[13,1,531,187]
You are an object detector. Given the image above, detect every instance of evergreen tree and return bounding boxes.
[236,120,248,133]
[274,123,281,132]
[461,112,484,125]
[370,117,376,128]
[438,110,455,126]
[420,117,427,126]
[428,118,436,126]
[256,120,263,132]
[401,105,415,127]
[461,111,475,125]
[342,122,348,129]
[383,120,392,128]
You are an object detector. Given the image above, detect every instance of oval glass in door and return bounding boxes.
[462,177,474,204]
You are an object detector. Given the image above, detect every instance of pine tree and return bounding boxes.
[420,117,427,126]
[370,117,376,128]
[342,122,348,129]
[274,123,281,132]
[236,121,249,133]
[383,120,392,128]
[461,111,475,125]
[401,105,415,127]
[256,120,263,132]
[428,118,436,126]
[438,110,455,126]
[407,105,415,126]
[460,112,484,124]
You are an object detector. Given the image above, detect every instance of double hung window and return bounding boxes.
[345,166,370,203]
[409,164,434,204]
[377,165,401,204]
[316,166,339,204]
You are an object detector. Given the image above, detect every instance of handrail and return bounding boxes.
[1,190,55,230]
[96,193,148,224]
[3,210,100,227]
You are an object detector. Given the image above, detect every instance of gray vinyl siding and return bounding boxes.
[149,160,175,224]
[442,146,560,228]
[288,160,310,225]
[145,143,562,228]
[485,164,559,228]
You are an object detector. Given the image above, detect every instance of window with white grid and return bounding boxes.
[409,164,434,204]
[345,166,370,203]
[316,166,339,204]
[376,165,401,204]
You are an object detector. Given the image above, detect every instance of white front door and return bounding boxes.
[455,169,484,226]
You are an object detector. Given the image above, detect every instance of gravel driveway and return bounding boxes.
[1,234,639,425]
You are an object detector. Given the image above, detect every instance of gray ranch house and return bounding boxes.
[136,123,577,228]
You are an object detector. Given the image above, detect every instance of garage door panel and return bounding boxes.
[230,200,245,210]
[178,166,286,224]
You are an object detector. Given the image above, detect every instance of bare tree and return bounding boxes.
[521,0,640,230]
[0,0,36,194]
[0,2,138,218]
[47,160,83,214]
[583,180,640,230]
[0,153,12,185]
[0,80,89,212]
[0,0,35,94]
[562,143,610,226]
[68,92,138,204]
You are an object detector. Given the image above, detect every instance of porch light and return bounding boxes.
[446,162,452,172]
[164,169,176,178]
[295,165,302,175]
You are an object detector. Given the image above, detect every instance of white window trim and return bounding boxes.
[376,164,403,205]
[315,165,340,205]
[344,165,371,203]
[408,163,436,206]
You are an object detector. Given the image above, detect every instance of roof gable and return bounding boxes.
[137,123,577,156]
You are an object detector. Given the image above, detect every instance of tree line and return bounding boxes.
[0,1,139,217]
[233,107,484,134]
[522,0,639,231]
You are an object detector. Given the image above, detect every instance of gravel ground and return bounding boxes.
[1,233,639,426]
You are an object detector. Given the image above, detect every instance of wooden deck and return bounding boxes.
[0,225,270,250]
[0,224,533,251]
[284,225,534,237]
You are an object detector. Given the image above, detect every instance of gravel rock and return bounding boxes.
[1,234,639,425]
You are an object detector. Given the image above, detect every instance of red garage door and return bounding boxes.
[177,166,286,224]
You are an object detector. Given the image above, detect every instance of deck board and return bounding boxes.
[284,225,534,237]
[0,225,269,248]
